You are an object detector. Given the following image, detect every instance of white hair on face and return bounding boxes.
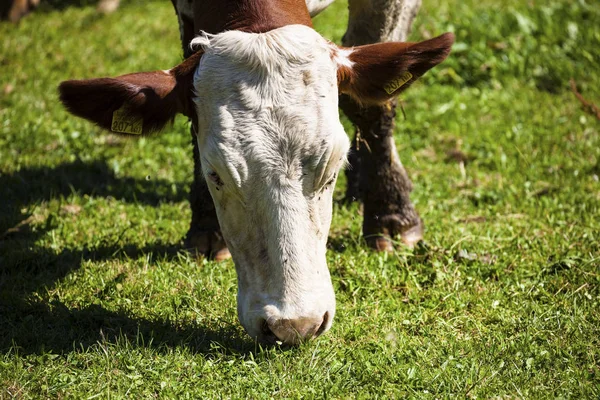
[190,25,332,77]
[189,32,213,50]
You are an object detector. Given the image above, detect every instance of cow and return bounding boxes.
[58,0,454,345]
[1,0,39,23]
[1,0,119,23]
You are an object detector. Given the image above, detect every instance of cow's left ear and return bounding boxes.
[336,33,455,105]
[58,51,202,136]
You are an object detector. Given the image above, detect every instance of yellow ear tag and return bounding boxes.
[111,106,143,135]
[383,71,413,95]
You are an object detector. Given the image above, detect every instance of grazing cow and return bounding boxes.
[59,0,453,345]
[1,0,119,23]
[1,0,39,23]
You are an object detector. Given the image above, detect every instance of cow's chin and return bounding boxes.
[231,253,336,346]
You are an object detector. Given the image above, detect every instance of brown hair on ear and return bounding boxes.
[337,32,455,105]
[58,51,202,136]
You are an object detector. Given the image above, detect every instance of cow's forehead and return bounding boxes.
[191,25,338,106]
[191,24,349,184]
[191,24,333,71]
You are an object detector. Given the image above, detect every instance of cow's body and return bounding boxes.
[59,0,453,345]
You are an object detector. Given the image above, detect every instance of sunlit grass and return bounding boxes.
[1,0,599,397]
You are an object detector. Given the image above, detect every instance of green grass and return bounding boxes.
[1,0,599,397]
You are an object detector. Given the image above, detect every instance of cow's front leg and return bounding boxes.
[185,126,231,261]
[341,0,423,250]
[340,97,423,250]
[171,2,229,260]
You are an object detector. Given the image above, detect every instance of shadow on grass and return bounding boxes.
[1,297,254,357]
[0,157,190,267]
[0,159,258,356]
[0,243,256,356]
[1,157,188,240]
[3,159,186,217]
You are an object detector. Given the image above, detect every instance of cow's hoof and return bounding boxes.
[365,217,424,252]
[399,218,424,248]
[365,236,393,252]
[213,246,232,261]
[185,230,231,261]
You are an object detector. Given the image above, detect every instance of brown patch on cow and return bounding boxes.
[302,70,313,86]
[190,0,312,35]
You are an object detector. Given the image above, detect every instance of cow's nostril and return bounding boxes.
[260,319,277,343]
[315,311,329,337]
[264,314,330,345]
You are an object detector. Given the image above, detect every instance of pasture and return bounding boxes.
[1,0,599,397]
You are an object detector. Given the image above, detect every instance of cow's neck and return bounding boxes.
[193,0,312,34]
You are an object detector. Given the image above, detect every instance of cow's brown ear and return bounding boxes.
[58,51,202,136]
[337,33,455,105]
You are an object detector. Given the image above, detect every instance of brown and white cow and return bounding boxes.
[59,0,453,345]
[1,0,119,22]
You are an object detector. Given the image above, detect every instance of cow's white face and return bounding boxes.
[59,24,453,344]
[191,25,350,344]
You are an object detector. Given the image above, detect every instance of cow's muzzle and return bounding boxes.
[259,311,330,345]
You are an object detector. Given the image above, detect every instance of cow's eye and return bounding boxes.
[208,171,223,188]
[324,174,336,189]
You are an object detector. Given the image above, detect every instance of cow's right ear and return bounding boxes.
[58,51,202,135]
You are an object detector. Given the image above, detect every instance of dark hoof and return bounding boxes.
[365,217,424,252]
[366,236,395,252]
[399,218,424,248]
[185,230,231,261]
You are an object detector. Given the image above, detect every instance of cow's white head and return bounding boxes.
[190,26,349,343]
[59,25,453,345]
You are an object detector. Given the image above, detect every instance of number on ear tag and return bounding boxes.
[383,71,413,94]
[111,106,143,135]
